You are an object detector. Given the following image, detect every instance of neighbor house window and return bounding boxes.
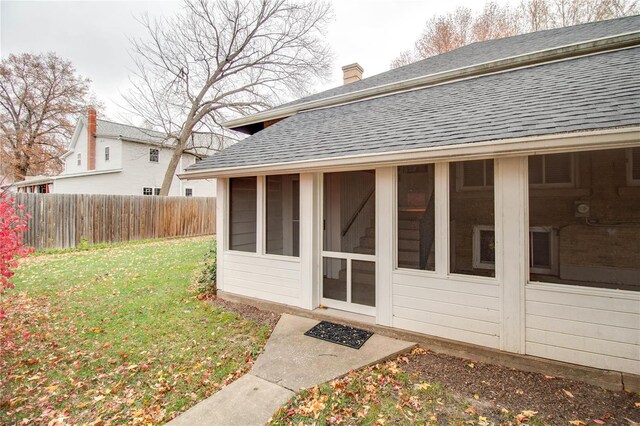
[450,160,495,277]
[627,147,640,185]
[397,164,435,271]
[149,148,159,163]
[529,149,639,291]
[185,188,193,197]
[77,153,82,166]
[266,174,300,257]
[142,187,161,196]
[528,153,574,187]
[105,146,110,161]
[229,177,257,252]
[457,159,493,190]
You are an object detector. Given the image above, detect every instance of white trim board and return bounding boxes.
[180,127,640,179]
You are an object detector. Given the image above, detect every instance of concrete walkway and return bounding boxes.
[168,313,415,426]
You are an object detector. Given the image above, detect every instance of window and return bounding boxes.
[529,148,639,291]
[397,164,435,271]
[457,159,493,190]
[627,147,640,185]
[266,174,300,257]
[149,148,159,163]
[450,160,495,277]
[142,187,161,196]
[529,153,573,187]
[229,177,257,252]
[472,226,495,269]
[105,146,110,161]
[77,153,82,166]
[185,188,193,197]
[472,226,556,274]
[529,227,556,275]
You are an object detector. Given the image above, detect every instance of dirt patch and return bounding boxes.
[405,348,640,425]
[211,296,281,331]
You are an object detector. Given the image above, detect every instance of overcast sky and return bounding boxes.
[1,0,500,121]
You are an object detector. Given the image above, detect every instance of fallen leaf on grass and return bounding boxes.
[592,420,605,425]
[569,420,587,426]
[563,389,574,398]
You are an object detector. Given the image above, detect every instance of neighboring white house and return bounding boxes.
[14,108,216,197]
[182,17,640,381]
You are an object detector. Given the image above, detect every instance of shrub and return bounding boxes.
[194,240,216,299]
[0,191,33,319]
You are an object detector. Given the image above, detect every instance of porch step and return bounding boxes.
[398,219,420,230]
[354,247,375,255]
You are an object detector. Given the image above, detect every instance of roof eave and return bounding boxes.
[179,127,640,179]
[223,31,640,131]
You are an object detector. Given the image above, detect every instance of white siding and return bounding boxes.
[525,283,640,374]
[56,141,216,197]
[392,271,501,348]
[223,252,302,307]
[65,125,88,174]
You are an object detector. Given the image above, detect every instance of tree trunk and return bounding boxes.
[159,145,183,196]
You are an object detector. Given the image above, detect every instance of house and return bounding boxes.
[13,108,216,197]
[181,17,640,378]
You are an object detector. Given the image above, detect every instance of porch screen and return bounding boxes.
[450,160,496,277]
[266,174,300,257]
[529,148,640,291]
[397,164,435,271]
[229,177,257,252]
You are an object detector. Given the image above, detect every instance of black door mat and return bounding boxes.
[304,321,373,349]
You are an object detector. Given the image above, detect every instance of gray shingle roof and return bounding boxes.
[96,119,221,154]
[280,15,640,109]
[96,119,167,144]
[189,45,640,172]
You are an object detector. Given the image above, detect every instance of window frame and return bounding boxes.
[472,225,496,270]
[528,153,576,189]
[529,226,558,275]
[473,225,558,274]
[149,148,160,163]
[227,176,258,253]
[105,146,110,162]
[456,159,493,191]
[142,187,153,196]
[626,147,640,186]
[77,153,82,166]
[185,188,193,197]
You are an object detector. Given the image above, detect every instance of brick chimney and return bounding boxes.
[87,106,96,170]
[342,63,363,85]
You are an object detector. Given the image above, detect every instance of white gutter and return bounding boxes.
[178,127,640,179]
[223,31,640,130]
[54,168,123,180]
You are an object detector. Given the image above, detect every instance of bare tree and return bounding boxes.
[124,0,332,196]
[0,53,93,181]
[415,7,474,59]
[473,2,519,42]
[390,50,416,69]
[392,0,638,66]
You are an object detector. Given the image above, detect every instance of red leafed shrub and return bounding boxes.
[0,191,33,318]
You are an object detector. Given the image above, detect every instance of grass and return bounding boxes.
[270,348,545,426]
[0,236,270,425]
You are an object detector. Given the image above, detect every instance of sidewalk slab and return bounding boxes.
[167,374,294,426]
[251,314,416,391]
[168,313,415,425]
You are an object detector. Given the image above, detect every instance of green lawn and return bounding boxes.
[0,237,270,425]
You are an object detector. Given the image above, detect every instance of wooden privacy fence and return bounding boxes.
[14,193,216,250]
